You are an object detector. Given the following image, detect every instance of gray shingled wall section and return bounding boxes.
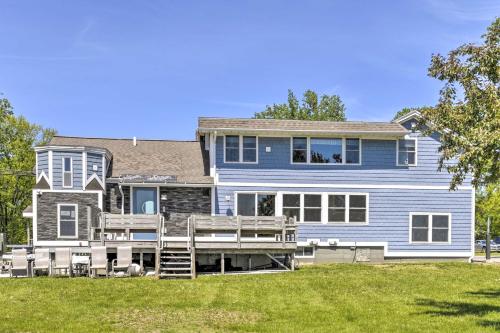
[160,187,211,237]
[37,192,100,241]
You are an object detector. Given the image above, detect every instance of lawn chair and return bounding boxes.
[89,246,108,278]
[53,248,72,277]
[112,246,132,277]
[32,248,50,276]
[10,249,29,277]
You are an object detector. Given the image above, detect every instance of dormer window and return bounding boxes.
[397,139,417,166]
[224,135,257,163]
[62,157,73,188]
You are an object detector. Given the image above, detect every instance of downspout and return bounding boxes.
[118,184,124,215]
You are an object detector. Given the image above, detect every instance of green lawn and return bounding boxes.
[1,263,499,332]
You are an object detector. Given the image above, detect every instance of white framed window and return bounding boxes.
[328,194,368,223]
[295,246,315,258]
[57,204,78,238]
[409,213,451,244]
[236,192,276,216]
[397,138,417,166]
[224,135,258,163]
[62,157,73,188]
[281,192,369,224]
[290,137,361,165]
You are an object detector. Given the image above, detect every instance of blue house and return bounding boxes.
[27,111,474,277]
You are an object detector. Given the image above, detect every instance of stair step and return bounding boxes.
[161,250,191,254]
[160,267,192,271]
[163,262,191,265]
[159,273,193,278]
[160,256,191,260]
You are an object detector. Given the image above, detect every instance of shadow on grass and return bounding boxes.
[416,289,500,331]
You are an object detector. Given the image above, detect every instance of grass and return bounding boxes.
[1,263,499,332]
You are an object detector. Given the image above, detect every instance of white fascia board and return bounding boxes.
[198,128,408,138]
[216,181,473,190]
[34,241,89,247]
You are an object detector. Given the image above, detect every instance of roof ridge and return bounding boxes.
[51,135,198,143]
[198,117,393,124]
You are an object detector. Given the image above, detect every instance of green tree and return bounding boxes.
[255,89,346,121]
[0,96,55,244]
[475,184,500,238]
[421,18,499,189]
[392,106,433,121]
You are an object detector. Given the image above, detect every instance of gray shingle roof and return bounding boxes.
[48,136,212,184]
[198,117,408,135]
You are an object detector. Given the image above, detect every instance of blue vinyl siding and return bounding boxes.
[86,152,104,180]
[214,186,473,253]
[37,151,49,178]
[215,133,471,187]
[52,151,83,190]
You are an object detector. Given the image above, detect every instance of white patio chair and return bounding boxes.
[32,248,50,276]
[112,246,132,277]
[53,248,72,277]
[89,246,108,278]
[10,249,29,277]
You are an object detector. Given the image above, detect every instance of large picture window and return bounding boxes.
[328,194,367,223]
[397,139,417,166]
[236,193,275,216]
[225,135,257,163]
[291,137,361,165]
[410,213,450,243]
[62,157,72,188]
[58,204,78,238]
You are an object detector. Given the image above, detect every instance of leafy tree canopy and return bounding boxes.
[475,184,500,238]
[0,96,55,244]
[255,89,346,121]
[420,18,499,189]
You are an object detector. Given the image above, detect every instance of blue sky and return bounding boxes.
[1,1,498,140]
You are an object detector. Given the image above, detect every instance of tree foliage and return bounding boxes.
[475,184,500,238]
[421,18,500,189]
[0,96,55,244]
[255,89,346,121]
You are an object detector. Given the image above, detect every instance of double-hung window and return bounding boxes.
[295,246,315,258]
[410,213,450,243]
[236,193,275,216]
[62,157,72,188]
[397,139,417,166]
[303,194,322,222]
[291,137,361,164]
[328,194,368,223]
[225,135,257,163]
[282,194,300,221]
[58,204,78,238]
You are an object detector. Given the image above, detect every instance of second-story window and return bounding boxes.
[310,138,342,163]
[291,137,361,165]
[62,157,72,188]
[225,135,257,163]
[397,139,417,166]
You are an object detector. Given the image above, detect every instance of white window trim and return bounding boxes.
[62,157,73,188]
[234,191,277,216]
[396,138,418,166]
[57,203,78,239]
[290,137,362,165]
[327,193,369,225]
[223,135,259,164]
[278,192,369,225]
[409,212,451,244]
[295,246,315,258]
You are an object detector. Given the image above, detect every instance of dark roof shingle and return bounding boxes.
[48,136,212,184]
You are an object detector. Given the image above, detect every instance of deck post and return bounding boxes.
[139,250,144,274]
[248,255,252,271]
[155,247,160,277]
[291,252,295,271]
[221,253,225,274]
[236,216,241,249]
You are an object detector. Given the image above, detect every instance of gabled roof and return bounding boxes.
[47,136,212,185]
[198,117,408,136]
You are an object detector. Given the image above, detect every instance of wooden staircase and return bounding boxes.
[158,247,195,279]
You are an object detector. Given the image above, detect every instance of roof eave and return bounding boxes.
[197,127,409,137]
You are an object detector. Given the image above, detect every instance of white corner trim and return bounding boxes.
[32,190,37,243]
[48,150,53,189]
[82,151,87,187]
[470,189,475,258]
